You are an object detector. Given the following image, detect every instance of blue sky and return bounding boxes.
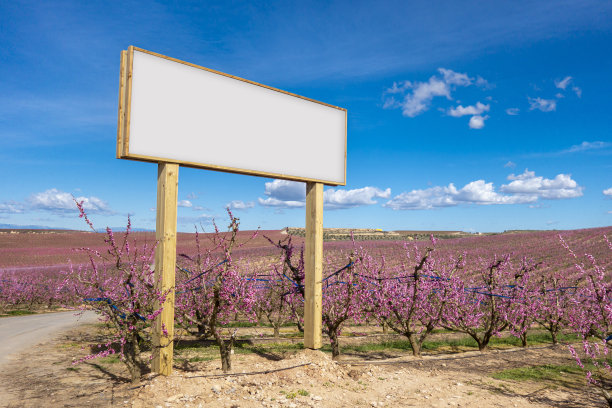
[1,0,611,233]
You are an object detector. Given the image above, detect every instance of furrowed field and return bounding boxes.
[0,221,611,407]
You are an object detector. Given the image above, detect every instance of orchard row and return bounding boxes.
[1,208,610,399]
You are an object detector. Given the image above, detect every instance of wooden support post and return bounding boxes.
[304,182,323,349]
[152,162,179,375]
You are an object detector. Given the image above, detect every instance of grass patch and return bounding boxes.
[280,390,297,399]
[99,355,121,364]
[220,321,259,328]
[221,321,297,328]
[174,340,305,363]
[58,342,81,349]
[1,309,37,316]
[280,331,304,338]
[235,342,304,355]
[491,364,585,387]
[423,337,479,351]
[174,330,583,365]
[332,331,582,355]
[174,342,209,351]
[339,339,412,353]
[176,355,216,363]
[279,388,310,398]
[487,332,580,347]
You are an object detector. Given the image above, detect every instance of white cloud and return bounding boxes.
[262,179,305,202]
[383,68,481,118]
[28,188,111,214]
[324,187,391,209]
[528,97,557,112]
[524,141,611,159]
[384,81,412,95]
[178,200,193,208]
[554,76,581,97]
[438,68,472,86]
[258,197,305,208]
[455,180,528,204]
[384,180,531,210]
[398,77,451,117]
[501,169,583,199]
[475,76,491,88]
[604,188,612,198]
[563,141,611,154]
[448,102,490,117]
[0,201,25,214]
[555,76,572,90]
[227,200,255,210]
[505,108,520,116]
[384,185,457,210]
[186,192,198,200]
[258,179,391,210]
[178,214,214,226]
[504,161,516,168]
[468,115,488,129]
[258,180,306,208]
[385,170,582,210]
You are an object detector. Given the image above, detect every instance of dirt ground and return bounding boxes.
[0,324,605,408]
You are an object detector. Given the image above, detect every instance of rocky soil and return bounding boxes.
[0,324,604,408]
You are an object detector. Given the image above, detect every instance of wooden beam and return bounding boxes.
[152,162,179,375]
[304,182,323,349]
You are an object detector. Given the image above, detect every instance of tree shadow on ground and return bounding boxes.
[339,349,403,360]
[85,362,132,384]
[478,381,602,408]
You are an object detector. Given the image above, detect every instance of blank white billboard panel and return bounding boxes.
[118,47,347,185]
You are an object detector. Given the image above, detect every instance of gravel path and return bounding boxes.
[0,311,97,367]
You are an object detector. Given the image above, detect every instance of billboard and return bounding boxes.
[117,46,347,185]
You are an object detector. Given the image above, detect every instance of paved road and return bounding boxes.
[0,311,98,366]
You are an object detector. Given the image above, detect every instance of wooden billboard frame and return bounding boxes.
[117,46,347,186]
[117,46,346,375]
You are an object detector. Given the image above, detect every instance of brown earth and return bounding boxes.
[0,324,604,408]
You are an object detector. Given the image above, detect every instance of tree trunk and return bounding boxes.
[520,332,528,347]
[219,342,232,372]
[382,322,388,334]
[479,330,494,351]
[273,324,280,338]
[407,333,421,357]
[470,334,488,352]
[330,331,340,359]
[295,314,304,333]
[126,335,142,383]
[551,330,558,345]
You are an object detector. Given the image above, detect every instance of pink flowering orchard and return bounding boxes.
[2,214,610,397]
[564,235,612,406]
[65,201,168,382]
[175,210,258,372]
[362,240,462,357]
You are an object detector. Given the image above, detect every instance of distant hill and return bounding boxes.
[0,223,70,231]
[284,227,492,241]
[0,224,153,233]
[95,227,155,233]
